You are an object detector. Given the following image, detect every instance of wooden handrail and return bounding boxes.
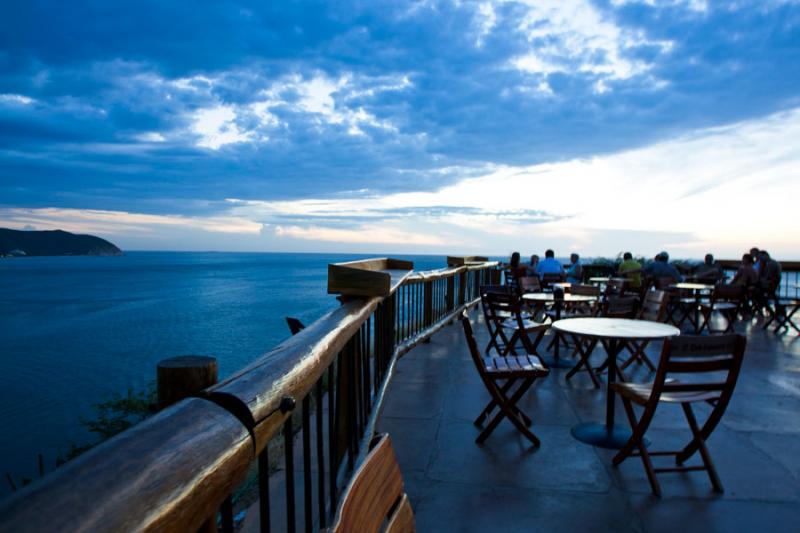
[206,297,381,453]
[0,259,499,532]
[0,398,253,532]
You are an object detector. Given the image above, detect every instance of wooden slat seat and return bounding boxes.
[501,317,548,331]
[614,381,724,405]
[326,433,415,533]
[483,355,548,377]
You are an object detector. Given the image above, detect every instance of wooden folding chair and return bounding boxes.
[518,276,542,294]
[612,334,746,496]
[698,284,744,334]
[620,290,668,372]
[770,298,800,334]
[658,277,692,329]
[461,311,550,446]
[326,433,414,533]
[479,285,511,354]
[604,278,628,299]
[541,272,565,290]
[484,290,548,356]
[565,296,639,387]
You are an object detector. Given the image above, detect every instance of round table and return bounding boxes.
[552,317,680,449]
[523,293,598,368]
[670,282,715,332]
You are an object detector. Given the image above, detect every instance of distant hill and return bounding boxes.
[0,228,122,256]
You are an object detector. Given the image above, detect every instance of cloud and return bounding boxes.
[0,0,798,255]
[0,207,263,236]
[274,224,447,245]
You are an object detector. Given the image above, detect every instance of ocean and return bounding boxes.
[0,251,451,494]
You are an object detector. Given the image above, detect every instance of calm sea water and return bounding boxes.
[0,251,450,494]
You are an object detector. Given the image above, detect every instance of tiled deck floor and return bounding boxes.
[378,309,800,532]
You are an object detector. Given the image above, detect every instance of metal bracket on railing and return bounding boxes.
[279,396,296,413]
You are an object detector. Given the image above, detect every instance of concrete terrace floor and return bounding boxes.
[377,308,800,533]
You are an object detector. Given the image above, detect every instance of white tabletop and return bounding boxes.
[552,317,680,340]
[523,293,597,303]
[589,277,609,282]
[671,282,714,291]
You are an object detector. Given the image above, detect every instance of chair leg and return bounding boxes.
[566,338,600,387]
[475,379,532,427]
[620,340,655,372]
[476,378,539,446]
[614,397,661,496]
[681,403,723,493]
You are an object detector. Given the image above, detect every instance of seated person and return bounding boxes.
[506,251,527,281]
[617,252,642,289]
[732,253,759,286]
[535,249,564,279]
[758,250,782,295]
[643,251,683,282]
[565,253,583,284]
[526,254,540,277]
[694,253,724,282]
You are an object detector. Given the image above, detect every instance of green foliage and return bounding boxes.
[7,384,157,491]
[80,385,157,440]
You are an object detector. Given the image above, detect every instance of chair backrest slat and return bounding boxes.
[650,334,746,402]
[570,284,600,297]
[639,290,667,322]
[603,296,637,318]
[385,494,415,533]
[518,276,541,294]
[329,434,413,533]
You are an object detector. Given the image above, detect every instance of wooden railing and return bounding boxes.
[0,259,500,532]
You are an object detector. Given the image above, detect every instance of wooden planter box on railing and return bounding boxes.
[0,257,500,533]
[328,258,414,297]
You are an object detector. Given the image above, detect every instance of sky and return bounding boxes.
[1,0,799,258]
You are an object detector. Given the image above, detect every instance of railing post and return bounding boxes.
[423,280,433,327]
[458,271,467,306]
[490,266,501,285]
[157,355,217,410]
[156,356,227,533]
[446,275,455,312]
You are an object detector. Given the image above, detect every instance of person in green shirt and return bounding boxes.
[618,252,642,289]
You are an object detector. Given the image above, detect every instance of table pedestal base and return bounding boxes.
[571,422,648,450]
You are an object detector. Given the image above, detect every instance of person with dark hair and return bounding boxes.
[750,247,761,275]
[643,251,683,282]
[732,253,758,286]
[694,253,723,282]
[526,254,540,276]
[758,250,782,295]
[506,251,527,281]
[565,253,583,283]
[535,249,564,279]
[618,252,642,288]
